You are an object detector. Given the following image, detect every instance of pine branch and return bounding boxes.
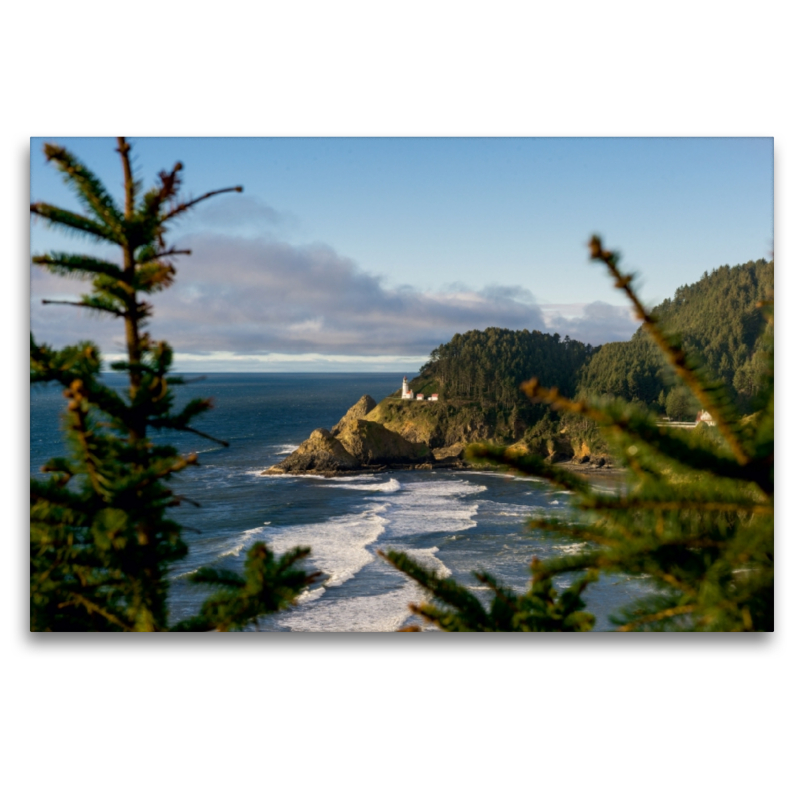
[60,592,133,632]
[579,497,773,516]
[42,299,124,318]
[519,382,770,494]
[150,248,192,260]
[30,203,116,243]
[32,253,123,280]
[616,604,696,632]
[466,442,591,493]
[161,185,243,222]
[588,235,748,465]
[148,420,230,448]
[42,143,125,235]
[379,549,494,629]
[140,163,184,221]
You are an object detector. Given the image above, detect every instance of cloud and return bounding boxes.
[184,194,289,232]
[30,233,637,364]
[542,301,638,345]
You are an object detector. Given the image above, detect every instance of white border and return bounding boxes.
[6,3,796,798]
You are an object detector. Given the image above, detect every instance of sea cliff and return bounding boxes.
[263,395,465,475]
[263,392,614,476]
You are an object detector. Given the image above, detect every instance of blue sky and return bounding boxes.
[30,136,773,371]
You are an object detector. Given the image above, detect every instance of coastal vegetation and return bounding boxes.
[382,237,774,631]
[577,258,773,414]
[413,327,597,409]
[30,139,317,631]
[391,257,774,462]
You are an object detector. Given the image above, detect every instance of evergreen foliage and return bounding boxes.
[416,327,598,408]
[384,236,773,632]
[578,258,773,412]
[30,138,317,632]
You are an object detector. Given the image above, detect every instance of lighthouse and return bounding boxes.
[401,376,413,400]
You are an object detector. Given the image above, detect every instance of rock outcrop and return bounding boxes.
[263,397,434,475]
[432,443,466,461]
[330,394,377,436]
[264,428,361,474]
[364,399,508,449]
[335,418,431,466]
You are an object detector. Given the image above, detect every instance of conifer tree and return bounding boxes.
[30,138,317,631]
[382,236,773,632]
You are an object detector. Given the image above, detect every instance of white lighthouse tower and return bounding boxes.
[401,376,413,400]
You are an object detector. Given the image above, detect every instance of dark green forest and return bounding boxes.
[577,259,774,414]
[414,328,598,409]
[414,259,773,421]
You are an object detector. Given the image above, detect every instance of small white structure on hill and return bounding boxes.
[400,377,439,402]
[695,410,716,426]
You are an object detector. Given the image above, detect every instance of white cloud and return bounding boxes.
[30,232,639,367]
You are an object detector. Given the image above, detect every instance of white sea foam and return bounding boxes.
[265,503,388,588]
[380,479,485,538]
[219,477,489,629]
[591,484,620,495]
[295,586,327,605]
[300,474,393,485]
[219,526,264,557]
[403,546,452,579]
[458,470,507,478]
[273,444,300,455]
[279,547,450,632]
[172,567,200,580]
[280,585,417,632]
[553,542,588,555]
[481,499,538,518]
[243,468,271,478]
[320,477,402,494]
[327,475,379,482]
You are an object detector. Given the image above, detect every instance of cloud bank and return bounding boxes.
[30,232,638,367]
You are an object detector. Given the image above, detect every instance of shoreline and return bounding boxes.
[264,458,625,482]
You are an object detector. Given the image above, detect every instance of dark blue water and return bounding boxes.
[30,373,650,631]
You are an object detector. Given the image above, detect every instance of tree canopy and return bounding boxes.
[578,259,773,412]
[416,327,598,408]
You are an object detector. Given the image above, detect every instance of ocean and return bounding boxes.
[30,372,651,631]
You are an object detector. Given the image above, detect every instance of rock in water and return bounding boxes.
[264,428,360,474]
[330,395,377,436]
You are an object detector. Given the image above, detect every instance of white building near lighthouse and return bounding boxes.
[400,376,440,402]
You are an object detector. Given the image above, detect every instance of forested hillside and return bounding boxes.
[406,258,772,436]
[578,259,773,414]
[412,327,598,409]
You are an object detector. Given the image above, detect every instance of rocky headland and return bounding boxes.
[263,392,615,477]
[263,395,467,476]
